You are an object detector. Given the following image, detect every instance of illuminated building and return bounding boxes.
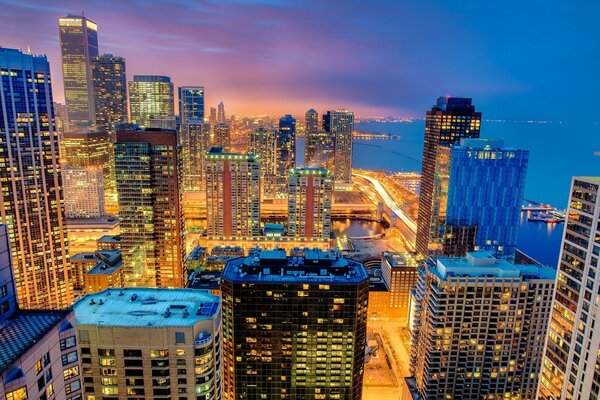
[287,168,333,240]
[62,167,105,219]
[305,130,335,170]
[393,172,421,195]
[65,216,119,254]
[149,114,180,131]
[181,120,211,192]
[209,106,217,125]
[179,86,205,123]
[250,127,277,199]
[538,177,600,400]
[445,138,529,259]
[323,109,354,187]
[128,75,174,127]
[416,96,481,257]
[62,130,117,215]
[305,108,319,135]
[58,15,98,131]
[70,250,123,296]
[212,122,231,151]
[96,235,121,251]
[73,288,222,400]
[409,252,555,399]
[378,252,419,324]
[276,115,296,196]
[217,101,225,123]
[92,54,127,131]
[205,148,261,237]
[221,249,369,400]
[0,224,82,400]
[0,48,71,309]
[115,129,185,288]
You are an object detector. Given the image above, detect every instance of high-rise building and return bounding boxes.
[205,148,260,237]
[287,168,333,240]
[212,122,231,151]
[378,252,419,324]
[149,114,180,131]
[58,15,99,131]
[180,120,211,192]
[323,110,354,186]
[217,101,225,123]
[62,130,117,215]
[222,249,369,399]
[305,108,319,135]
[0,48,72,309]
[70,249,123,296]
[73,288,223,400]
[62,167,105,218]
[538,177,600,400]
[276,115,296,196]
[305,130,336,170]
[179,86,205,123]
[0,225,17,319]
[409,252,555,399]
[92,54,127,131]
[128,75,174,127]
[115,129,185,288]
[250,127,277,199]
[209,107,217,125]
[444,138,529,258]
[416,96,481,257]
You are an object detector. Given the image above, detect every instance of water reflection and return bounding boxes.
[332,219,385,237]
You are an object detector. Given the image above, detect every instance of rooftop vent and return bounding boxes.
[164,310,171,318]
[131,294,138,302]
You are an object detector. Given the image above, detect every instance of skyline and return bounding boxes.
[1,0,598,121]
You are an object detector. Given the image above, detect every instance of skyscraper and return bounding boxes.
[128,75,174,127]
[209,107,217,125]
[0,48,71,309]
[222,249,369,400]
[416,97,481,257]
[538,177,600,400]
[250,126,277,199]
[180,120,211,192]
[323,109,354,186]
[287,168,333,240]
[276,114,296,195]
[212,122,231,151]
[305,108,319,135]
[305,130,336,170]
[62,167,105,218]
[444,138,529,258]
[217,101,225,123]
[205,148,260,237]
[58,15,99,131]
[409,252,555,399]
[92,54,127,131]
[179,86,205,123]
[115,129,185,288]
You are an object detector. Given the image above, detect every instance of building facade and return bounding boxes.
[323,110,354,186]
[212,123,230,151]
[287,168,333,240]
[538,177,600,400]
[409,252,555,399]
[128,75,174,127]
[416,97,481,257]
[217,101,225,123]
[0,48,72,309]
[179,86,205,123]
[379,252,419,324]
[305,109,319,135]
[180,121,211,192]
[62,167,105,219]
[115,129,185,288]
[249,127,277,199]
[221,249,369,400]
[92,54,127,131]
[305,130,335,170]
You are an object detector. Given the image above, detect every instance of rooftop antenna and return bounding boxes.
[26,42,31,54]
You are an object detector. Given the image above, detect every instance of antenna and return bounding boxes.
[26,42,31,54]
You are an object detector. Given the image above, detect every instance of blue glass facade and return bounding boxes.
[178,86,205,123]
[445,139,528,259]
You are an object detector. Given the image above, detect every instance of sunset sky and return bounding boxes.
[1,0,598,120]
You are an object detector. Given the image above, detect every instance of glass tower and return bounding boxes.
[323,110,354,186]
[0,48,72,309]
[128,75,174,127]
[276,115,296,197]
[92,54,127,131]
[178,86,205,123]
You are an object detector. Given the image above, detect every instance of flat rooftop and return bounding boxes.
[382,252,419,268]
[66,216,119,228]
[0,310,70,374]
[97,235,121,243]
[71,250,122,275]
[73,288,220,327]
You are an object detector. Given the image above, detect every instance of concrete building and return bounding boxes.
[66,216,119,254]
[323,110,354,187]
[409,252,555,399]
[70,250,123,296]
[180,121,211,192]
[538,177,600,400]
[212,123,230,151]
[96,235,121,251]
[250,127,277,199]
[222,249,369,399]
[73,288,222,400]
[378,252,419,324]
[128,75,174,127]
[149,115,180,131]
[92,54,127,131]
[217,101,225,123]
[62,167,105,219]
[305,109,319,135]
[287,168,333,240]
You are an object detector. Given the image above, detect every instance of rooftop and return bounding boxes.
[66,215,118,228]
[73,288,220,327]
[289,167,332,177]
[382,252,419,268]
[206,147,258,161]
[97,235,121,243]
[0,310,71,374]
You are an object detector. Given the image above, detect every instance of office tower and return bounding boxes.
[0,48,71,309]
[212,122,231,151]
[205,148,260,237]
[115,129,185,288]
[276,115,296,195]
[209,107,217,124]
[538,177,600,400]
[379,252,419,324]
[73,288,222,399]
[128,75,174,127]
[62,167,105,218]
[323,110,354,186]
[416,96,481,257]
[444,138,529,258]
[149,114,180,131]
[179,86,205,123]
[250,127,277,199]
[305,130,336,170]
[62,130,117,215]
[180,120,211,192]
[58,15,99,131]
[305,108,319,135]
[92,54,127,131]
[217,101,225,123]
[0,224,82,400]
[409,252,555,399]
[287,168,333,240]
[222,249,369,400]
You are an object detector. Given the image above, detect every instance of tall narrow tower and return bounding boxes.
[92,54,127,131]
[323,109,354,187]
[287,168,333,240]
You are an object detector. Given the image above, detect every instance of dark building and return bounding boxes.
[221,249,369,400]
[276,115,297,196]
[92,54,127,131]
[415,97,481,257]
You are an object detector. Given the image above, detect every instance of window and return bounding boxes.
[123,349,142,357]
[62,351,78,366]
[79,330,90,343]
[65,379,81,395]
[150,350,168,358]
[64,366,80,380]
[43,352,51,366]
[45,368,53,382]
[6,387,27,400]
[60,336,77,350]
[175,332,185,344]
[46,384,54,397]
